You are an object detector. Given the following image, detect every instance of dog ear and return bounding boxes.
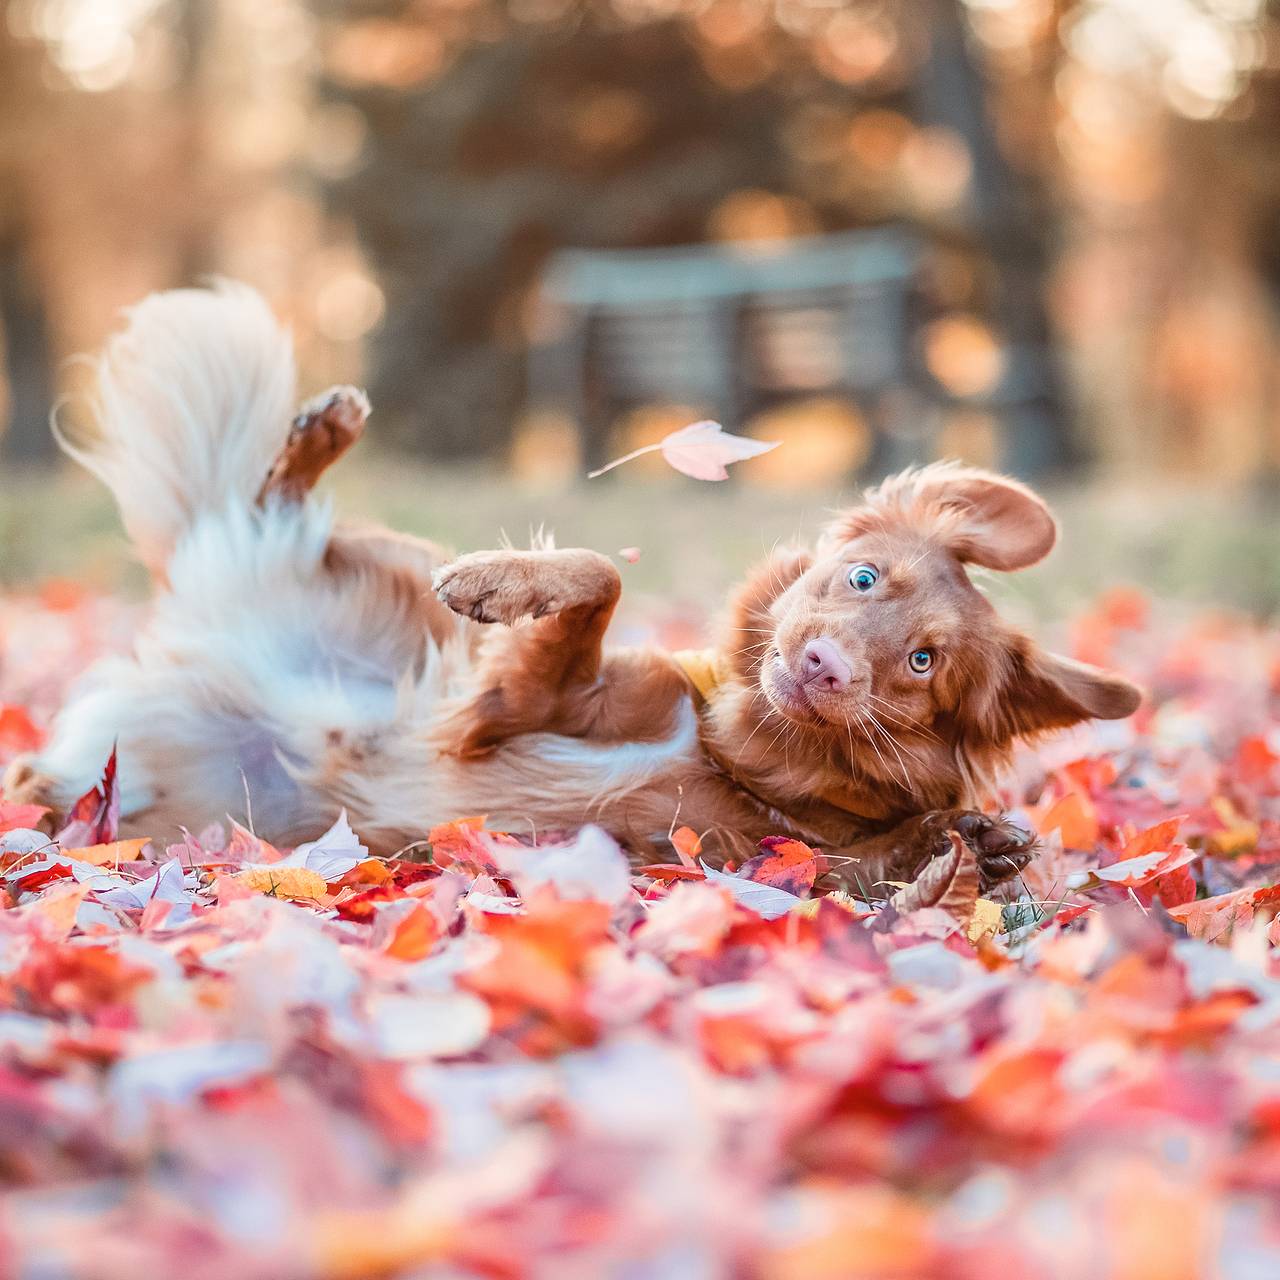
[831,463,1058,572]
[993,644,1142,740]
[907,464,1057,571]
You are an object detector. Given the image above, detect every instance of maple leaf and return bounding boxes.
[279,809,368,881]
[61,838,149,867]
[0,705,43,756]
[700,861,803,919]
[1035,790,1099,849]
[235,865,328,900]
[888,831,979,925]
[56,746,120,847]
[737,836,824,895]
[587,419,779,481]
[0,802,50,837]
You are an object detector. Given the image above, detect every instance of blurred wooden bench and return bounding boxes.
[528,228,1062,477]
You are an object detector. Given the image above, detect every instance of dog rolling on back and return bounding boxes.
[6,283,1142,893]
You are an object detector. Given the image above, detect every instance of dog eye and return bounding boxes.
[908,649,934,673]
[848,564,878,592]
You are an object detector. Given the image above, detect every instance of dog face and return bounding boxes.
[759,465,1141,749]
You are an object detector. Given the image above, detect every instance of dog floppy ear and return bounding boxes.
[991,642,1143,741]
[831,462,1058,572]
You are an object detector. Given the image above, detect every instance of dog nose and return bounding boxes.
[800,637,853,691]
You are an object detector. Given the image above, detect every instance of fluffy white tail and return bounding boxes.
[59,281,296,572]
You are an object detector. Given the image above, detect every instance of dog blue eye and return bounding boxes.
[848,565,878,592]
[908,649,933,673]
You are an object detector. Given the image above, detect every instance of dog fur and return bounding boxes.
[5,283,1142,894]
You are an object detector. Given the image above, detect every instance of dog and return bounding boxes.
[4,283,1142,895]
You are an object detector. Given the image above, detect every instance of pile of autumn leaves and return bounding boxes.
[0,588,1279,1278]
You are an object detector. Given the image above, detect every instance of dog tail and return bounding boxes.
[58,281,297,573]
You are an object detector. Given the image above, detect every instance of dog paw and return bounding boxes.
[258,385,369,505]
[923,809,1036,894]
[2,757,61,833]
[433,552,561,625]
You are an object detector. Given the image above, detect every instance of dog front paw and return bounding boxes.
[921,809,1036,893]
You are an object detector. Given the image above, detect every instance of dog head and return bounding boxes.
[753,463,1141,758]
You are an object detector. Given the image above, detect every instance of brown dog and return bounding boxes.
[7,285,1141,896]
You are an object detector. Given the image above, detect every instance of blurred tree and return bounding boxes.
[0,20,57,463]
[312,0,1070,465]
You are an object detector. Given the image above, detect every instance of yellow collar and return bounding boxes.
[672,647,732,704]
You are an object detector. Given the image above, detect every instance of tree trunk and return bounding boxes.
[912,0,1073,474]
[0,232,56,464]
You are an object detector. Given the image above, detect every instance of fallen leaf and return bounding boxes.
[0,802,50,836]
[56,746,120,847]
[670,825,702,868]
[700,861,802,919]
[889,831,979,925]
[236,865,328,900]
[61,838,150,867]
[737,836,823,894]
[966,896,1004,942]
[1037,790,1099,849]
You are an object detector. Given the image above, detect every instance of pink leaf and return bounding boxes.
[658,420,778,481]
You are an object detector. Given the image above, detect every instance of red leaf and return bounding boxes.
[0,802,49,836]
[738,836,824,895]
[636,863,706,882]
[56,747,119,847]
[0,705,42,757]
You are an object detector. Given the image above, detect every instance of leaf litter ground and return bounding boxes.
[0,585,1279,1278]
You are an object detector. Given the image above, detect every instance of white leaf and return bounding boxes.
[367,992,491,1060]
[700,861,802,919]
[280,809,368,881]
[658,420,779,482]
[492,825,633,904]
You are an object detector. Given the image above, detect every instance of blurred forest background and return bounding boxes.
[1,0,1279,614]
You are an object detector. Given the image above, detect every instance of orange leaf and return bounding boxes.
[0,705,43,755]
[63,838,150,866]
[236,865,328,900]
[670,825,702,868]
[385,904,441,961]
[739,836,823,894]
[636,863,706,882]
[1120,816,1186,861]
[427,817,493,868]
[1168,884,1280,942]
[1038,791,1099,849]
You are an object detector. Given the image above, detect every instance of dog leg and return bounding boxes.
[257,385,370,505]
[433,549,624,754]
[832,809,1036,899]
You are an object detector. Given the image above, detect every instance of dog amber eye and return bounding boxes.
[908,649,933,673]
[848,565,878,592]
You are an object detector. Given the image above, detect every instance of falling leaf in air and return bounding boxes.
[587,420,779,481]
